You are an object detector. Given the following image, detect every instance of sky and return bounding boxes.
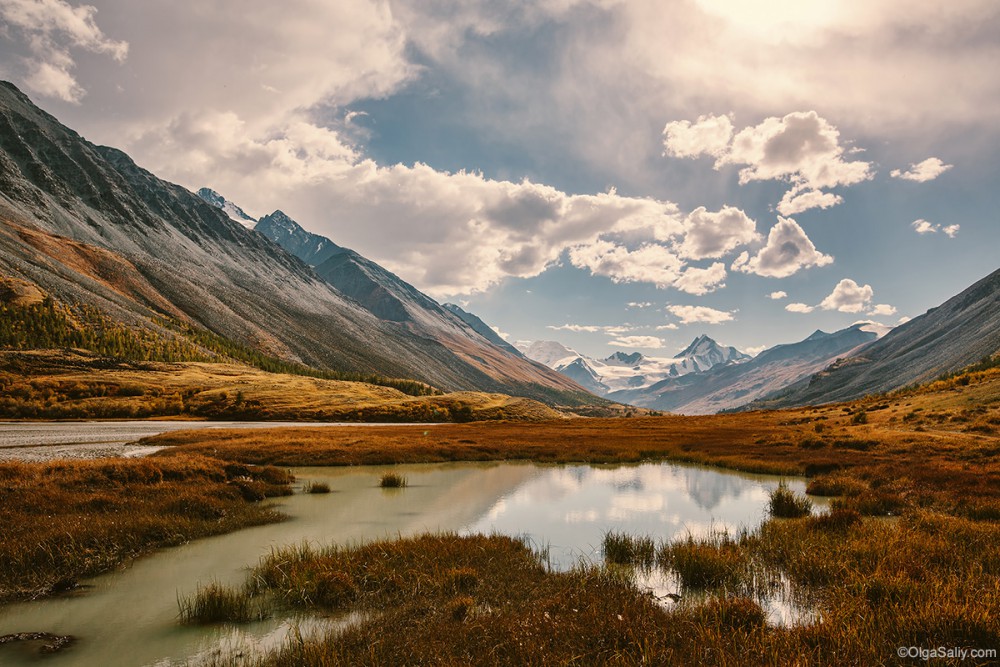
[1,0,998,359]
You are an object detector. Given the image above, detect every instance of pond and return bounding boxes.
[0,461,821,666]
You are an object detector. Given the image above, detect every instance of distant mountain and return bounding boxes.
[442,303,524,357]
[196,187,256,228]
[754,267,1000,408]
[0,81,594,406]
[616,324,878,414]
[519,335,750,399]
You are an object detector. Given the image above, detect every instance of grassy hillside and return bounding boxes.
[0,350,562,422]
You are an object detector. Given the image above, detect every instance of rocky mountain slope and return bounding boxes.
[753,267,1000,408]
[0,81,593,405]
[226,196,566,395]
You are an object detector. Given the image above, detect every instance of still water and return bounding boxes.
[0,461,817,666]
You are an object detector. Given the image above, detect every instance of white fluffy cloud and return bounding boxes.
[785,303,815,313]
[666,304,735,325]
[819,278,874,313]
[912,219,960,237]
[868,304,897,316]
[732,217,833,278]
[891,157,954,182]
[769,291,788,300]
[664,111,873,214]
[608,335,664,349]
[0,0,128,102]
[663,113,734,159]
[678,206,760,259]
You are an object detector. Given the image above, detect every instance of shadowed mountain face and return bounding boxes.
[755,267,1000,408]
[0,81,592,404]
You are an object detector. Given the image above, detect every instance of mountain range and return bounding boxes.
[750,266,1000,409]
[0,81,593,406]
[520,326,879,414]
[2,80,998,415]
[517,336,750,398]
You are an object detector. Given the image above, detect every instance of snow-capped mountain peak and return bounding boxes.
[196,188,257,228]
[520,335,750,396]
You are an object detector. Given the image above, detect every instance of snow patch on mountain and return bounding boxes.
[518,336,750,394]
[196,188,257,228]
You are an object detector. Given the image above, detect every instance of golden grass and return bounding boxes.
[149,370,1000,514]
[0,455,292,603]
[0,349,563,421]
[195,520,1000,666]
[164,368,1000,665]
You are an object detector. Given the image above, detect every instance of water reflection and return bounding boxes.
[0,461,817,666]
[463,463,805,569]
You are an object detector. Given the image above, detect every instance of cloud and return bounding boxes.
[820,278,874,313]
[490,325,512,341]
[548,324,635,333]
[663,113,734,159]
[743,345,767,357]
[678,206,760,260]
[608,335,664,349]
[666,304,735,325]
[785,303,815,313]
[568,241,684,290]
[732,216,833,278]
[665,111,873,214]
[891,157,953,182]
[0,0,128,102]
[627,301,653,309]
[768,291,788,300]
[673,262,727,295]
[776,189,843,216]
[868,303,897,316]
[655,323,679,330]
[853,320,893,337]
[912,219,960,237]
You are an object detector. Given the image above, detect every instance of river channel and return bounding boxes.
[0,461,820,666]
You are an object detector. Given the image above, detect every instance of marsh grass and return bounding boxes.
[301,481,331,494]
[0,456,292,603]
[658,531,750,590]
[197,515,1000,666]
[769,483,813,518]
[178,582,270,624]
[378,472,407,488]
[602,531,656,568]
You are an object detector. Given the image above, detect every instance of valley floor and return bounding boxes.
[2,366,999,664]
